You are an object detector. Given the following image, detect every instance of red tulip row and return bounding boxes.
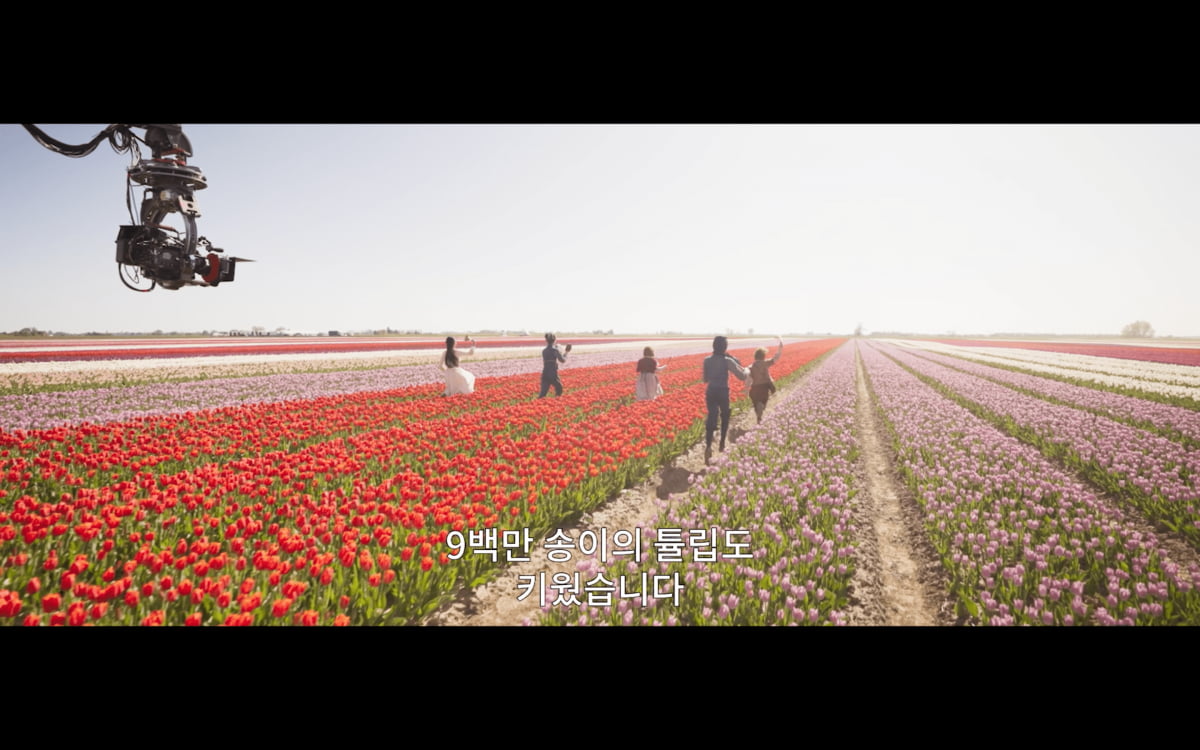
[1,340,843,625]
[0,336,709,363]
[2,357,653,495]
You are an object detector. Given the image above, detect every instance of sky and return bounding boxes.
[1,123,1197,337]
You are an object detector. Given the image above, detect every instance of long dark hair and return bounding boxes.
[713,335,728,355]
[444,336,459,368]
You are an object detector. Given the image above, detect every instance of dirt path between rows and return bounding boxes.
[848,343,948,625]
[424,345,953,626]
[423,375,784,626]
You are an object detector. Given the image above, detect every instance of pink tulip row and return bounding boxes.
[0,345,721,432]
[901,347,1200,445]
[860,342,1200,625]
[538,342,861,626]
[883,344,1200,548]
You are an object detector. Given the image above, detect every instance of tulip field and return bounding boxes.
[3,333,1200,625]
[535,337,1200,626]
[0,336,838,625]
[858,341,1200,625]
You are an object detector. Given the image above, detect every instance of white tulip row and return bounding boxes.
[891,340,1200,401]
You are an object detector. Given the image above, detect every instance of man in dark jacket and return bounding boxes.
[539,332,572,398]
[702,335,748,463]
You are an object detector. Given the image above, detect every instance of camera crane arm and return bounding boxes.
[21,124,251,292]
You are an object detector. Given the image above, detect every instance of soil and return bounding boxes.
[424,344,953,627]
[846,345,952,625]
[423,410,749,627]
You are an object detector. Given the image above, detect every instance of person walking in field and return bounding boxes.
[538,332,572,398]
[635,346,666,401]
[439,336,477,395]
[702,335,748,464]
[747,337,784,424]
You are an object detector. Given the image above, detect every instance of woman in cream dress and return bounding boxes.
[635,346,666,401]
[439,336,477,395]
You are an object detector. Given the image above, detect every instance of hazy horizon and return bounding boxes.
[3,328,1191,341]
[3,124,1196,338]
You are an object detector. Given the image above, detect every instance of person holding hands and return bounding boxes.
[702,335,748,464]
[747,337,784,423]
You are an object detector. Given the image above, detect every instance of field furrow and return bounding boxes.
[860,342,1200,625]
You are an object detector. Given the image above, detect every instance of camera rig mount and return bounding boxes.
[22,123,252,292]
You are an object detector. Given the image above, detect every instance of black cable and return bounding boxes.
[21,124,140,158]
[108,126,133,154]
[22,124,108,156]
[126,173,137,225]
[118,263,154,292]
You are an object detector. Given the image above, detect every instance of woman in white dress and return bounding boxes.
[439,336,477,395]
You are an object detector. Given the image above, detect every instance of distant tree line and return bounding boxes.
[1121,320,1154,338]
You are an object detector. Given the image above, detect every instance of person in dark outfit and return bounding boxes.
[702,335,748,464]
[539,332,572,398]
